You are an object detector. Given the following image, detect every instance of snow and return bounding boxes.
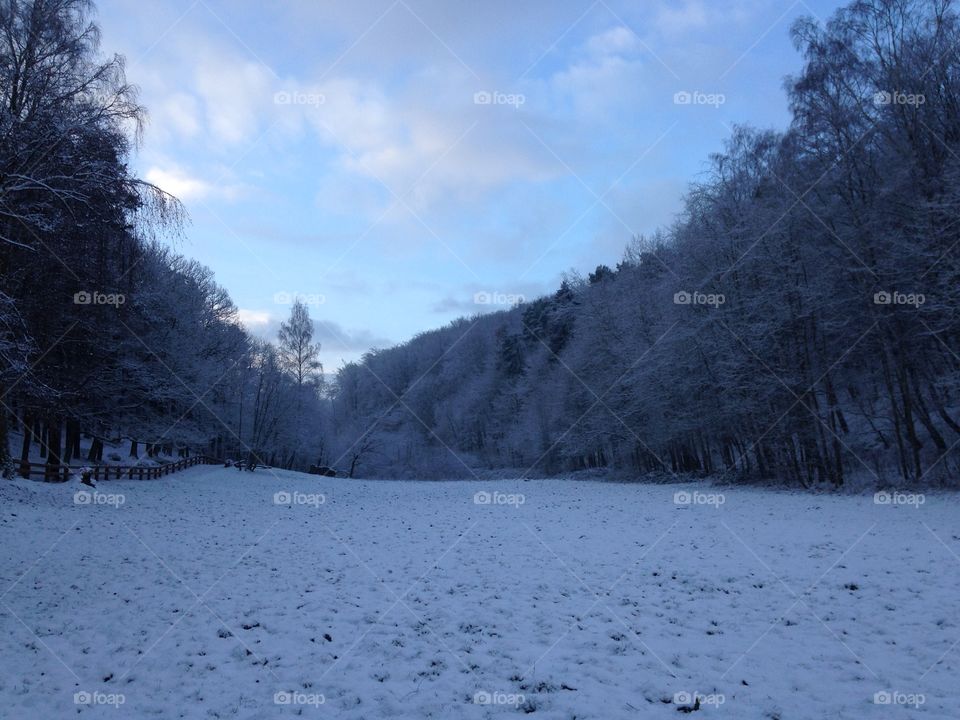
[1,468,958,719]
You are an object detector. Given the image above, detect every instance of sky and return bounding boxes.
[97,0,846,372]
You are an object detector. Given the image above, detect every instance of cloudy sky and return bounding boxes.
[98,0,844,371]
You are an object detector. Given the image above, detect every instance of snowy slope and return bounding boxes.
[0,469,957,719]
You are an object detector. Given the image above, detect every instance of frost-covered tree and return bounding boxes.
[275,300,323,467]
[328,0,960,486]
[278,300,323,388]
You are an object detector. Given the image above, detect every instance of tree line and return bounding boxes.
[331,0,960,486]
[3,0,958,487]
[0,0,330,476]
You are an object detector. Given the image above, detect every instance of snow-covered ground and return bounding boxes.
[0,468,957,719]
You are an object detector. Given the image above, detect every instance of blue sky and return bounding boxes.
[98,0,844,371]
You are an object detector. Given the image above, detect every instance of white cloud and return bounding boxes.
[655,1,710,34]
[144,165,244,202]
[305,77,396,152]
[145,166,213,200]
[548,26,647,119]
[585,26,641,57]
[151,92,202,140]
[236,308,272,330]
[194,56,275,146]
[294,73,560,216]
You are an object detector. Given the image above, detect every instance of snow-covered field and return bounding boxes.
[0,468,957,719]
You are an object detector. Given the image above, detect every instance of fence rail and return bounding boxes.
[18,455,217,482]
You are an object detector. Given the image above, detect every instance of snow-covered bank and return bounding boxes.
[0,469,958,718]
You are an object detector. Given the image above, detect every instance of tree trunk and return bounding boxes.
[63,420,79,464]
[0,400,9,468]
[897,365,923,480]
[70,421,81,459]
[19,412,32,478]
[88,437,103,462]
[45,417,62,480]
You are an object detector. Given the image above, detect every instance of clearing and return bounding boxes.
[0,467,957,718]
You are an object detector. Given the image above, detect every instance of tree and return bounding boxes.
[326,0,960,486]
[275,299,323,467]
[278,300,323,388]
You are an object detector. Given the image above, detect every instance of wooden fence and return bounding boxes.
[19,455,217,482]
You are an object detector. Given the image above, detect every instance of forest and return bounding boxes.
[0,0,329,475]
[3,3,958,719]
[330,0,960,485]
[2,0,959,487]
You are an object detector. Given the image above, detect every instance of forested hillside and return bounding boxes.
[0,0,328,475]
[331,0,960,486]
[3,0,959,487]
